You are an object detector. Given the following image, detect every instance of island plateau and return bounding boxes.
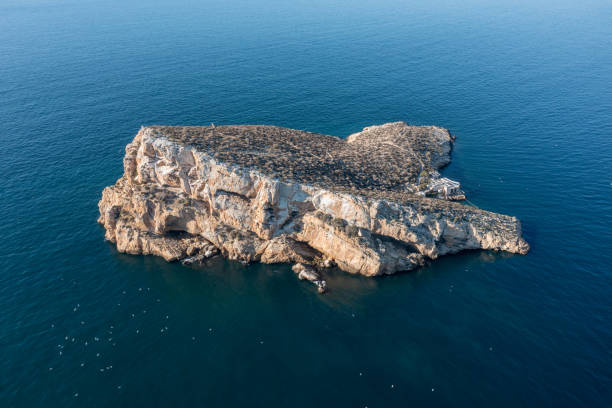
[98,122,529,292]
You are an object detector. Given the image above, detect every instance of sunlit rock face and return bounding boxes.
[98,123,528,277]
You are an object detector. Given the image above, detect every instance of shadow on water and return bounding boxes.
[109,241,521,307]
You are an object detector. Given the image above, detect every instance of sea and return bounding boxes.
[1,0,611,406]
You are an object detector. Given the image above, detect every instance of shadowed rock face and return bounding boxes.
[98,122,529,279]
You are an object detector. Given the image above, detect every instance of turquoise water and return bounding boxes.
[1,0,611,406]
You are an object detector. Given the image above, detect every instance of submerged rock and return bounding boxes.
[98,122,528,282]
[292,263,327,293]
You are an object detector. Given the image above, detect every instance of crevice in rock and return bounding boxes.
[214,189,251,202]
[371,233,420,254]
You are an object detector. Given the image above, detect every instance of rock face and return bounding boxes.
[98,122,529,280]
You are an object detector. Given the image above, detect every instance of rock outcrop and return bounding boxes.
[292,263,327,293]
[99,122,528,284]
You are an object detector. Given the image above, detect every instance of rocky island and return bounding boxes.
[99,122,528,292]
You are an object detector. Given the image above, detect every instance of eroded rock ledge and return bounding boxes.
[99,122,528,285]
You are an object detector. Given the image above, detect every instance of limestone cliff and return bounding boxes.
[98,122,528,282]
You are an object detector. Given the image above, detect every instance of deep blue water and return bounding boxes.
[1,0,611,406]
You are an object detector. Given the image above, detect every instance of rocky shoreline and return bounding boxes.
[99,122,528,292]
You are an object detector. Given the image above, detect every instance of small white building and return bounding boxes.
[428,177,462,198]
